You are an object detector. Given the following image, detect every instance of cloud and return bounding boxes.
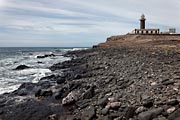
[0,0,179,47]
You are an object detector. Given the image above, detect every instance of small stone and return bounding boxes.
[108,112,123,119]
[151,82,157,86]
[153,116,167,120]
[167,107,176,114]
[173,87,179,91]
[101,107,109,115]
[48,114,58,120]
[106,92,113,96]
[74,74,82,79]
[97,97,109,107]
[174,82,180,86]
[135,106,146,114]
[109,102,121,109]
[125,107,136,119]
[41,90,53,97]
[82,106,96,120]
[97,115,109,120]
[161,80,175,86]
[114,116,123,120]
[141,94,150,100]
[167,99,179,106]
[143,98,154,108]
[82,86,95,99]
[108,97,117,102]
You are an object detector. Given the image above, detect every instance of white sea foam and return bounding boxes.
[0,84,21,94]
[0,78,21,94]
[72,48,89,51]
[15,68,51,76]
[0,47,79,94]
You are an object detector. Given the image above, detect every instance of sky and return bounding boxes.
[0,0,179,47]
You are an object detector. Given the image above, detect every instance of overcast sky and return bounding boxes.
[0,0,179,47]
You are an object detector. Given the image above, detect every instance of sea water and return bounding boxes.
[0,47,86,94]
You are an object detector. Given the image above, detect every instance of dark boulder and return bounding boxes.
[101,107,109,115]
[0,100,54,120]
[81,106,96,120]
[17,82,36,90]
[74,74,82,79]
[161,79,175,86]
[37,54,55,59]
[54,87,69,100]
[56,77,66,84]
[143,98,154,108]
[14,65,30,70]
[35,89,53,97]
[35,89,42,97]
[0,110,3,115]
[82,86,95,99]
[167,99,179,106]
[76,99,91,109]
[37,56,45,58]
[16,89,28,96]
[68,82,81,91]
[125,107,136,119]
[13,82,37,95]
[97,96,109,107]
[40,74,56,81]
[37,81,52,89]
[138,107,164,120]
[41,90,53,97]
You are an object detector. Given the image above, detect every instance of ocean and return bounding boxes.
[0,47,87,94]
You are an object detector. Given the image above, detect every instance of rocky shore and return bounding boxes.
[0,47,180,120]
[1,36,180,120]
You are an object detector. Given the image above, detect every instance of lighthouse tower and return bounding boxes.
[140,14,146,29]
[133,14,160,34]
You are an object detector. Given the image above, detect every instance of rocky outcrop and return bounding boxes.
[14,65,31,70]
[37,54,55,58]
[97,34,180,49]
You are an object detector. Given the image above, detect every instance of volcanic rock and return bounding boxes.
[97,97,109,107]
[37,54,55,58]
[138,107,164,120]
[81,106,96,120]
[14,65,30,70]
[62,91,78,105]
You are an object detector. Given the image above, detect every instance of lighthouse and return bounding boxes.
[133,14,160,34]
[140,14,146,29]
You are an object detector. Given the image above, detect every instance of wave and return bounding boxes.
[0,47,85,94]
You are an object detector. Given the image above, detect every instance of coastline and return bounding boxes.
[1,46,180,120]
